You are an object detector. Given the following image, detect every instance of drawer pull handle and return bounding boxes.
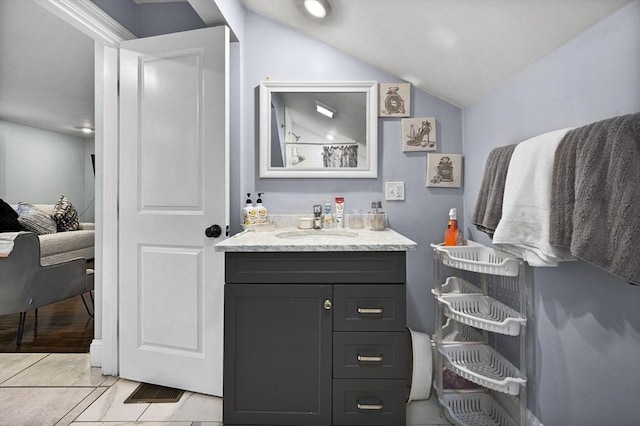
[357,354,383,363]
[357,402,383,411]
[357,307,383,315]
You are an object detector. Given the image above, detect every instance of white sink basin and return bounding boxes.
[275,230,359,238]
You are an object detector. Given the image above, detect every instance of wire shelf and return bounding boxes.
[439,343,526,395]
[442,318,483,343]
[434,276,482,295]
[436,292,526,336]
[439,391,518,426]
[432,243,520,277]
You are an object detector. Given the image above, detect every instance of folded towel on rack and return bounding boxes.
[471,144,517,237]
[492,128,575,266]
[550,113,640,284]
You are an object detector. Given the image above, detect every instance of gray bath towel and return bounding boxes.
[472,144,517,237]
[550,113,640,284]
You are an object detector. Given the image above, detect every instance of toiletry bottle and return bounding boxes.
[377,201,386,230]
[256,192,268,224]
[313,204,323,229]
[335,197,344,228]
[370,201,386,231]
[444,208,459,246]
[323,199,334,228]
[242,193,257,226]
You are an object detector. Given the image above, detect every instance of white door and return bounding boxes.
[118,26,229,396]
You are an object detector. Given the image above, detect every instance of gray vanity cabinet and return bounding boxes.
[223,251,408,426]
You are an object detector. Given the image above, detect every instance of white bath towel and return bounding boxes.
[0,232,22,257]
[492,128,576,266]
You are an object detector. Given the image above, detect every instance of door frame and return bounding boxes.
[34,0,135,375]
[36,0,228,375]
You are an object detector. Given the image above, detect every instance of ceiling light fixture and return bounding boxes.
[316,100,336,118]
[304,0,331,19]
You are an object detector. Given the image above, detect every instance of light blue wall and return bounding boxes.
[462,2,640,425]
[239,11,463,332]
[0,120,95,221]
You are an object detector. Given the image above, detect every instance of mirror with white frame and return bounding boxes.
[259,81,378,178]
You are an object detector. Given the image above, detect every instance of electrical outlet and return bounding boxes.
[385,181,405,201]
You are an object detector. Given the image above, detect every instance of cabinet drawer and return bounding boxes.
[334,285,406,332]
[334,332,408,379]
[333,379,407,426]
[225,251,406,284]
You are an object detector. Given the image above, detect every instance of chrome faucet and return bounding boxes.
[313,204,323,229]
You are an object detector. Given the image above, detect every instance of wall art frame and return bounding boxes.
[401,117,436,151]
[379,82,410,117]
[426,153,462,188]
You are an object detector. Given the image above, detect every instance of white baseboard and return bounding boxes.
[90,339,102,367]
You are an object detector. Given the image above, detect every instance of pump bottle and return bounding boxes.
[242,193,257,226]
[444,208,459,246]
[256,193,268,224]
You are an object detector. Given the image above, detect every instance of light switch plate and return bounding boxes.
[385,181,405,201]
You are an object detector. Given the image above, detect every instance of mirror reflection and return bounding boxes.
[260,82,378,178]
[271,91,366,168]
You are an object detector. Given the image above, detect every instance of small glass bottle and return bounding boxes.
[370,201,386,231]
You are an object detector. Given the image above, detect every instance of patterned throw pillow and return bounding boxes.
[52,195,80,232]
[0,198,24,232]
[16,202,57,235]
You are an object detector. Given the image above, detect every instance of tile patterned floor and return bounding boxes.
[0,353,452,426]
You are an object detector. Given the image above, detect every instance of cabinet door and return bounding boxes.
[224,284,332,425]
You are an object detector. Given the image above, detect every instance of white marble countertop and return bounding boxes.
[214,227,417,252]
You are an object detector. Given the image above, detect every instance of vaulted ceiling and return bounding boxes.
[241,0,631,107]
[0,0,631,137]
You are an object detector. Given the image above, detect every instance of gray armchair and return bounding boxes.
[0,232,93,345]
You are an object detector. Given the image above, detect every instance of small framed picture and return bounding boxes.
[401,117,436,151]
[379,83,410,117]
[427,154,462,188]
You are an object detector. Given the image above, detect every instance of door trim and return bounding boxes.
[34,0,135,47]
[33,0,134,375]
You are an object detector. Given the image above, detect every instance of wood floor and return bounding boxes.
[0,294,94,353]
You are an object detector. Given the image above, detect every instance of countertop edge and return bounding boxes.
[214,228,418,252]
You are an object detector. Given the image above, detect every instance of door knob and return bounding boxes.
[323,299,332,310]
[205,224,222,238]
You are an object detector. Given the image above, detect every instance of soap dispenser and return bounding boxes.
[242,193,257,227]
[256,193,268,224]
[444,208,464,246]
